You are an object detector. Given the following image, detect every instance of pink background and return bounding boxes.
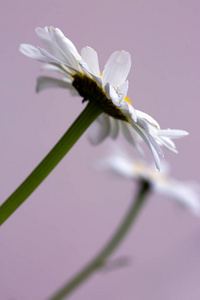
[1,0,200,299]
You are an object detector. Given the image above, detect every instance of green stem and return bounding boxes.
[0,101,102,226]
[48,181,150,300]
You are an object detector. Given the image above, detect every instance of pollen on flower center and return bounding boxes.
[125,96,132,105]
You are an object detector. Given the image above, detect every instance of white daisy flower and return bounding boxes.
[19,26,188,170]
[98,148,200,216]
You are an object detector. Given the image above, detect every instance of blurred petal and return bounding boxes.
[156,180,200,216]
[88,114,109,145]
[109,118,119,139]
[102,154,135,179]
[36,76,75,93]
[98,149,200,216]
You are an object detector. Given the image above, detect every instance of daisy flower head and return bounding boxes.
[19,26,188,170]
[97,148,200,216]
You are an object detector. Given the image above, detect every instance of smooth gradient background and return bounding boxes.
[1,0,200,299]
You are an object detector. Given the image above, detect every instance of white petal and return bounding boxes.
[102,50,131,87]
[35,27,69,63]
[120,100,137,122]
[88,114,109,145]
[20,43,77,73]
[118,80,129,101]
[158,136,178,153]
[157,129,189,138]
[119,80,128,94]
[135,110,160,128]
[105,83,120,106]
[36,26,81,71]
[149,143,161,171]
[37,47,79,74]
[37,47,66,64]
[137,118,164,157]
[81,47,100,77]
[36,76,74,93]
[54,28,81,59]
[19,44,50,62]
[130,109,137,122]
[77,60,93,75]
[53,28,81,69]
[131,121,161,170]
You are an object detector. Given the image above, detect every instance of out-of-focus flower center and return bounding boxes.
[72,74,129,122]
[132,162,169,184]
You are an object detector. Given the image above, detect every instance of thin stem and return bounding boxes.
[48,180,150,300]
[0,101,102,225]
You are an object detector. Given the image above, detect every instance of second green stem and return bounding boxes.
[49,180,150,300]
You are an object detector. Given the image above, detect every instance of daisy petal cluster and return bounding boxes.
[19,26,188,170]
[98,148,200,216]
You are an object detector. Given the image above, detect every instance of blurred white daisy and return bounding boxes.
[19,26,188,170]
[97,148,200,216]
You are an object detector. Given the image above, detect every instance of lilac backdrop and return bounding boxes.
[1,0,200,299]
